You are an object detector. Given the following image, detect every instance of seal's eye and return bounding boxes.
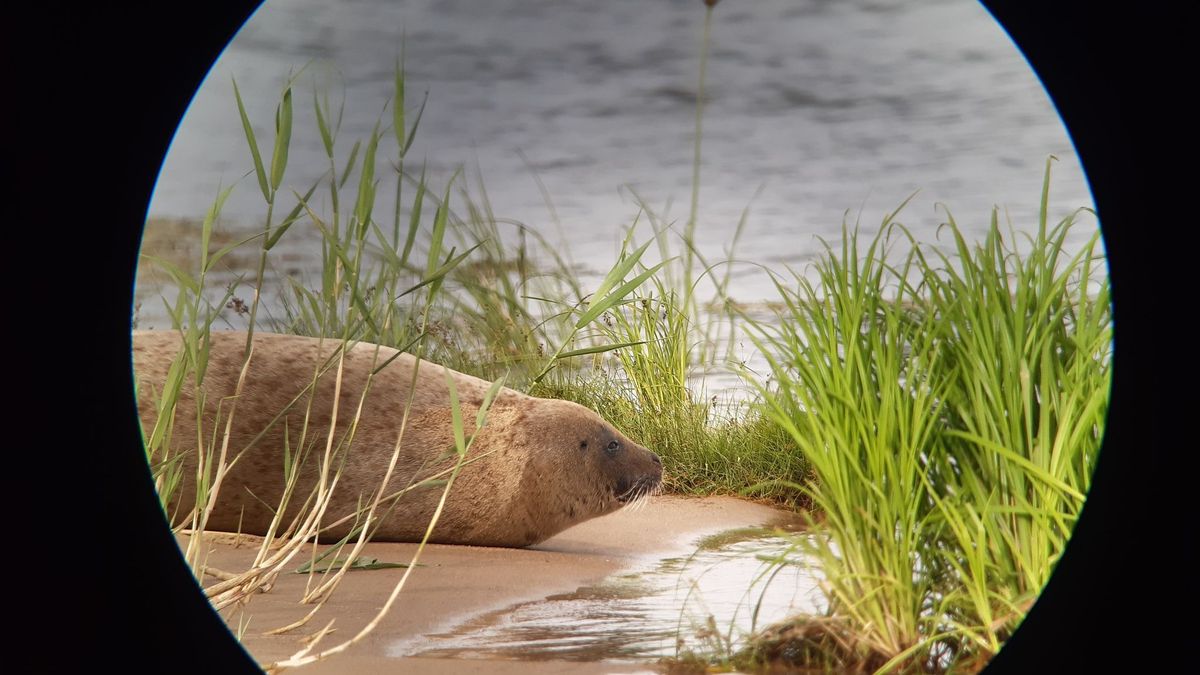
[605,439,620,456]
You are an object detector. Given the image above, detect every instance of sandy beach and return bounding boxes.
[184,495,804,673]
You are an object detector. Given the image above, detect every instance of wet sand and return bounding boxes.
[186,495,803,673]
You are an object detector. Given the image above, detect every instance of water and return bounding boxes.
[135,0,1104,401]
[143,0,1098,308]
[387,528,825,663]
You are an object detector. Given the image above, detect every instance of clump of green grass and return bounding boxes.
[909,162,1109,664]
[746,201,944,670]
[532,372,813,508]
[739,158,1109,672]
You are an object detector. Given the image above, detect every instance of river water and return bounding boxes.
[145,0,1096,275]
[137,0,1102,396]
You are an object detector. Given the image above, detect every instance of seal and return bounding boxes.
[132,330,663,547]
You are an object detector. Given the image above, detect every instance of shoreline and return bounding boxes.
[183,495,805,674]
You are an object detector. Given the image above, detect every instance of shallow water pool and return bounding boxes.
[389,528,826,663]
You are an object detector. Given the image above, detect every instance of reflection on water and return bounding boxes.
[390,529,825,663]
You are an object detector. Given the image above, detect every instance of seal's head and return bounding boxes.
[507,398,663,543]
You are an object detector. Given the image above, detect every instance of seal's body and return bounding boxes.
[132,330,662,547]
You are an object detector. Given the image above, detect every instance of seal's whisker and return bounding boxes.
[618,475,662,512]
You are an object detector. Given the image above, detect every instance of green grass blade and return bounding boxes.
[591,235,654,304]
[393,53,406,152]
[314,87,334,159]
[397,243,482,300]
[576,260,671,328]
[340,139,362,190]
[556,340,648,359]
[476,375,507,429]
[354,121,382,236]
[205,231,265,275]
[427,168,461,278]
[940,433,1085,502]
[232,77,270,203]
[267,176,324,250]
[400,165,426,267]
[199,182,238,272]
[401,90,428,158]
[141,254,200,295]
[445,368,466,456]
[270,84,293,192]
